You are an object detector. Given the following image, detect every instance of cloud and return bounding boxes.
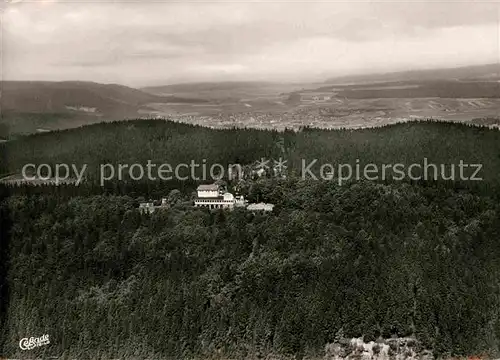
[2,1,499,85]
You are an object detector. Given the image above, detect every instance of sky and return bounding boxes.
[1,0,499,87]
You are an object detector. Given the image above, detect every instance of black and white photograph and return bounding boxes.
[1,0,500,359]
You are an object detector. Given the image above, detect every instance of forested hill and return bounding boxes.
[1,119,500,193]
[2,120,500,358]
[1,180,500,358]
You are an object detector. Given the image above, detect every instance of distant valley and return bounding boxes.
[1,63,499,137]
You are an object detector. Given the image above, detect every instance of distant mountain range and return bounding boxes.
[324,63,500,84]
[1,81,204,117]
[142,81,278,94]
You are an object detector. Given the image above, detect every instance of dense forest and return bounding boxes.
[1,120,500,358]
[2,119,500,192]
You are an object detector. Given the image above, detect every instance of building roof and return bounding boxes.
[247,203,274,211]
[197,184,219,191]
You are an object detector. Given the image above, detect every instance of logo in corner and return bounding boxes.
[19,334,50,350]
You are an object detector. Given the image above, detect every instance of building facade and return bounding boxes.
[196,184,220,198]
[194,184,246,209]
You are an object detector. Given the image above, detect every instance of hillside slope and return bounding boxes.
[1,81,201,115]
[0,81,206,136]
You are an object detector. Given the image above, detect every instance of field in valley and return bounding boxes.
[140,76,500,130]
[140,93,500,130]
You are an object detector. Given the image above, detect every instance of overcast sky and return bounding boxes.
[2,0,499,86]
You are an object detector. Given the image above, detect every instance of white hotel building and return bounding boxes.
[194,184,246,210]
